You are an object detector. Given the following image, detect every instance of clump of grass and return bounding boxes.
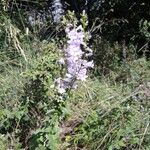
[61,58,150,150]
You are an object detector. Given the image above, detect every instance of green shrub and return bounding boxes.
[1,5,150,150]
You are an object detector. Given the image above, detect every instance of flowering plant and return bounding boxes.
[56,24,94,94]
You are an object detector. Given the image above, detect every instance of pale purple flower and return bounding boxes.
[56,24,94,93]
[58,58,65,65]
[77,68,88,81]
[82,60,94,68]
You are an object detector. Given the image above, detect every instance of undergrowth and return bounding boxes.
[0,6,150,150]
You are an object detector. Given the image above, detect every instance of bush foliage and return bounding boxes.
[0,1,150,150]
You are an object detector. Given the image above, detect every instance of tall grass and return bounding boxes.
[0,4,150,150]
[62,58,150,150]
